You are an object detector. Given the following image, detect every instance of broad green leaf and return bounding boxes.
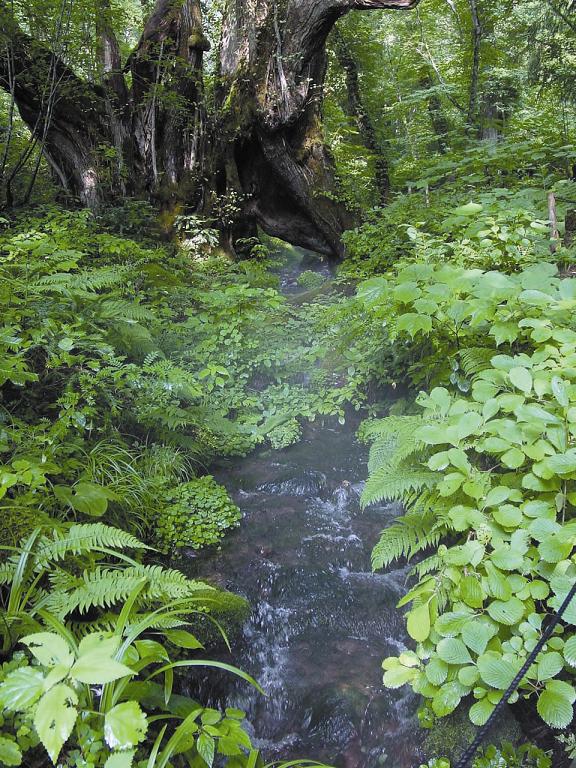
[462,620,496,655]
[104,702,148,750]
[460,576,484,608]
[200,709,222,726]
[432,681,462,717]
[438,472,465,497]
[104,751,136,768]
[435,612,471,637]
[447,448,471,474]
[545,450,576,475]
[485,563,512,601]
[514,404,560,424]
[454,202,483,216]
[34,684,78,764]
[382,664,418,689]
[490,546,524,571]
[78,632,119,659]
[20,633,73,668]
[552,376,569,407]
[357,277,388,304]
[70,656,133,685]
[197,733,216,767]
[538,534,572,564]
[437,638,473,665]
[393,282,422,304]
[493,504,523,528]
[487,597,525,626]
[458,666,479,687]
[57,337,74,351]
[469,697,496,726]
[164,630,204,650]
[42,664,70,693]
[418,425,449,445]
[537,681,575,729]
[425,658,448,686]
[537,651,564,681]
[484,487,511,507]
[71,482,109,517]
[491,322,518,345]
[509,367,532,394]
[396,313,433,337]
[407,602,431,642]
[501,448,525,469]
[529,580,550,600]
[477,652,517,690]
[453,412,483,441]
[0,668,45,711]
[134,640,170,663]
[564,636,576,667]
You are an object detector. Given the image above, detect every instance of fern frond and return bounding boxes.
[35,266,130,292]
[459,346,494,379]
[44,568,147,616]
[110,322,158,359]
[361,414,434,473]
[35,524,148,564]
[410,553,443,579]
[43,563,214,618]
[99,299,155,322]
[371,511,443,570]
[0,560,16,584]
[361,460,436,508]
[136,565,213,601]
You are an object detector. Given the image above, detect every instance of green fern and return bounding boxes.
[35,266,130,292]
[371,507,443,570]
[459,346,494,378]
[361,460,436,507]
[360,414,438,507]
[35,523,149,564]
[98,299,155,322]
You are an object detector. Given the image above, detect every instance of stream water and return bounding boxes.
[184,249,422,768]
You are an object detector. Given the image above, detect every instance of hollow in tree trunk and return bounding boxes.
[0,0,420,257]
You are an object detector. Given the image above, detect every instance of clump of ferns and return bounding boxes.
[0,523,238,650]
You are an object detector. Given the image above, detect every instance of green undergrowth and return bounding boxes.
[0,203,367,767]
[0,205,368,551]
[347,138,576,763]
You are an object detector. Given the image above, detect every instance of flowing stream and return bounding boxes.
[184,249,422,768]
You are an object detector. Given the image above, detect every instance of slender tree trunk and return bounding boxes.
[565,209,576,248]
[467,0,482,129]
[333,28,391,203]
[418,66,451,152]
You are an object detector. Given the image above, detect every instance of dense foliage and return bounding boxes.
[2,0,576,766]
[349,134,576,763]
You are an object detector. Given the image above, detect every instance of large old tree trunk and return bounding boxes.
[0,0,419,257]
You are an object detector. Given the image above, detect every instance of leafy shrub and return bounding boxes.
[156,477,241,551]
[267,418,302,450]
[359,241,576,733]
[296,270,325,290]
[0,206,369,552]
[0,524,257,767]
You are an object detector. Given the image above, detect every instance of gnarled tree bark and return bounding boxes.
[0,0,420,257]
